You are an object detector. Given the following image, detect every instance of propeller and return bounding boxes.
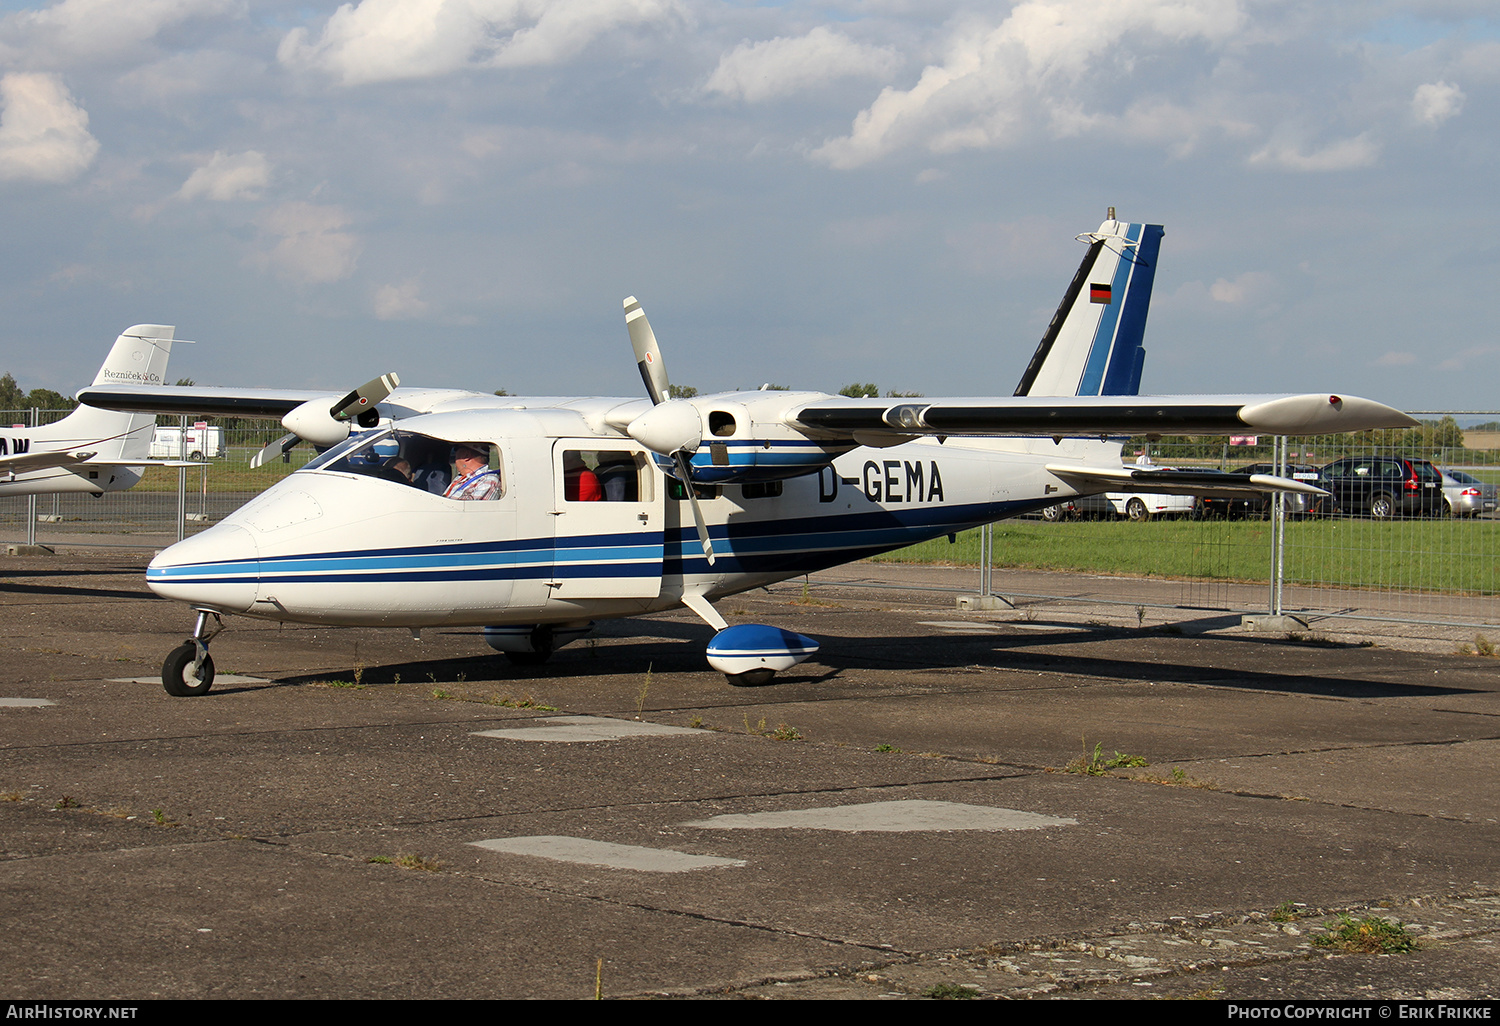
[622,296,715,566]
[250,372,400,469]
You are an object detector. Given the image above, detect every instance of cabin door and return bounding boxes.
[546,441,664,600]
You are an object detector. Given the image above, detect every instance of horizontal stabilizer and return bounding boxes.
[0,450,97,474]
[1046,464,1327,498]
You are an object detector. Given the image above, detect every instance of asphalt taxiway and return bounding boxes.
[2,554,1497,999]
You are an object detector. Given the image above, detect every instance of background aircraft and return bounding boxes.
[79,217,1415,695]
[1,325,185,498]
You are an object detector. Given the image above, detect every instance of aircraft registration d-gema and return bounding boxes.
[79,214,1416,697]
[1,326,196,497]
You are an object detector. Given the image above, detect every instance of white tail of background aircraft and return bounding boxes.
[0,325,177,496]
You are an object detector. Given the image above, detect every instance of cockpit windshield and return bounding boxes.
[300,428,499,498]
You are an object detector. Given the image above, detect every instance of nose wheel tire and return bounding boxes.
[162,643,215,697]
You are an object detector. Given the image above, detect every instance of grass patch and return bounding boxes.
[394,853,442,872]
[1270,900,1305,923]
[743,715,802,740]
[1313,914,1417,953]
[1065,737,1148,776]
[1457,634,1497,657]
[922,983,980,1000]
[872,519,1500,595]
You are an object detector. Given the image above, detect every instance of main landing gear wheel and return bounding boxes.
[726,668,776,687]
[162,643,214,697]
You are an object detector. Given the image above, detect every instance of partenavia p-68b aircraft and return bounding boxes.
[1,326,189,497]
[80,215,1416,696]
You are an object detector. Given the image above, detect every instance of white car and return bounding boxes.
[1042,489,1195,521]
[1038,461,1196,521]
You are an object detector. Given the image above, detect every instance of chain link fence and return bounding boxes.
[0,411,312,549]
[945,416,1500,631]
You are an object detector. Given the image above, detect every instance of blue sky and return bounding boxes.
[0,0,1494,411]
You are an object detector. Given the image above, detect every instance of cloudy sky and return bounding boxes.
[0,0,1494,411]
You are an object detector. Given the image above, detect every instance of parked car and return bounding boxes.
[1196,463,1321,519]
[1315,456,1445,519]
[1040,487,1195,522]
[1440,468,1498,518]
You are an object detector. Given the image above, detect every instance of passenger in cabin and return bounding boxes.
[386,457,414,483]
[407,438,451,494]
[595,453,637,502]
[563,452,602,501]
[445,444,501,500]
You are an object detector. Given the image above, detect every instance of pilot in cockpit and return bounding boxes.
[444,444,501,500]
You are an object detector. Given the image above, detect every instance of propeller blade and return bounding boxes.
[331,372,400,421]
[249,432,300,469]
[674,451,716,566]
[624,296,670,406]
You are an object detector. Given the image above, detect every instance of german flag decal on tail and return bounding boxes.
[1089,282,1112,304]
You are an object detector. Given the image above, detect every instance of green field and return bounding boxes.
[876,518,1500,595]
[130,447,314,492]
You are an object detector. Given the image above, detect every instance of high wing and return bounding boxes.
[787,392,1416,440]
[74,385,358,419]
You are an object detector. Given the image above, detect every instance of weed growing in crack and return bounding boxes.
[1065,736,1148,776]
[1313,914,1417,953]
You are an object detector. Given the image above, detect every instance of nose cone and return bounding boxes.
[148,524,260,612]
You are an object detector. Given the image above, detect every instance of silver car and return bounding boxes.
[1440,468,1497,517]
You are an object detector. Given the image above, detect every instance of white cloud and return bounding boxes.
[1248,133,1379,172]
[1375,351,1416,367]
[0,0,230,67]
[279,0,680,86]
[374,279,429,319]
[1208,270,1274,304]
[248,202,360,285]
[814,0,1246,169]
[178,150,270,202]
[1412,80,1464,126]
[0,72,99,183]
[704,27,901,104]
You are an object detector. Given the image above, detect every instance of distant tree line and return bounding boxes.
[0,373,77,415]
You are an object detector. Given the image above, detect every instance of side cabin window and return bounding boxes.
[561,449,651,502]
[303,428,502,500]
[666,478,720,501]
[741,480,782,500]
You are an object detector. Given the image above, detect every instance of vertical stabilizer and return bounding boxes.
[1013,219,1163,398]
[58,325,176,462]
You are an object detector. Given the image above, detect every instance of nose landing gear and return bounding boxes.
[162,609,224,697]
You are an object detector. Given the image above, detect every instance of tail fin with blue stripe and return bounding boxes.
[1013,215,1164,398]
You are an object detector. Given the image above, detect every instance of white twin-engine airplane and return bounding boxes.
[1,326,192,497]
[79,216,1415,696]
